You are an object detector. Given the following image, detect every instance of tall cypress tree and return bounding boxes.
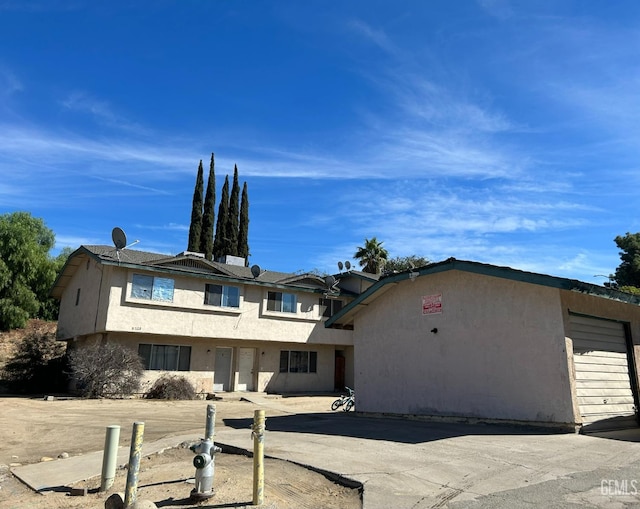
[187,160,204,252]
[238,182,250,263]
[213,175,229,260]
[200,153,216,260]
[225,165,240,256]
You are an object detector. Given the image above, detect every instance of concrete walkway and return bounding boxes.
[11,395,640,508]
[11,433,200,493]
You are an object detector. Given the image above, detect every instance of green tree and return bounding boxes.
[187,160,204,252]
[354,237,389,274]
[213,175,230,260]
[39,247,74,321]
[0,212,58,330]
[225,165,240,256]
[238,181,250,263]
[200,153,216,260]
[613,233,640,288]
[384,255,430,273]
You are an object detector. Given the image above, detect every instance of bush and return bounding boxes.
[145,374,196,400]
[2,329,67,393]
[68,342,143,398]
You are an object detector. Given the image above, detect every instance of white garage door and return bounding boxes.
[571,314,637,431]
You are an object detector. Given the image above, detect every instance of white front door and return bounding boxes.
[213,347,233,392]
[237,347,255,391]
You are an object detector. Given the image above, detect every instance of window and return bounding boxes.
[320,298,343,318]
[131,274,175,302]
[138,344,191,371]
[267,291,297,313]
[279,350,317,373]
[75,288,81,306]
[205,284,240,308]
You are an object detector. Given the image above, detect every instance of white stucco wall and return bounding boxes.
[353,270,575,424]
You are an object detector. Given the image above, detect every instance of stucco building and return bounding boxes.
[52,245,356,394]
[326,259,640,431]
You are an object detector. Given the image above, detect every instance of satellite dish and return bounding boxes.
[345,261,351,270]
[112,227,127,250]
[251,265,262,278]
[337,261,344,271]
[325,275,336,287]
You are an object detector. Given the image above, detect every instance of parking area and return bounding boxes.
[1,395,640,508]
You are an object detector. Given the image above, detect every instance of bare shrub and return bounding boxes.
[68,342,143,398]
[2,328,67,393]
[145,374,196,400]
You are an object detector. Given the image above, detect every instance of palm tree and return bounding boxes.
[354,237,389,274]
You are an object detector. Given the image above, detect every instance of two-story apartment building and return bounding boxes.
[51,245,357,394]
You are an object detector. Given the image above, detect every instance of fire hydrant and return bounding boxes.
[189,404,221,501]
[190,438,222,500]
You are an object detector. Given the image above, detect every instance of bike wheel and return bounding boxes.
[331,399,343,411]
[344,399,354,412]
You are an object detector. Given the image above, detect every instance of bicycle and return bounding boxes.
[331,387,355,411]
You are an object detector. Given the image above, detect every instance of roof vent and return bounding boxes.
[219,255,246,266]
[179,251,206,258]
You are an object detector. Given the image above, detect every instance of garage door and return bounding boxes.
[571,314,637,431]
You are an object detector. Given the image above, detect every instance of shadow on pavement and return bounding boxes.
[223,412,563,445]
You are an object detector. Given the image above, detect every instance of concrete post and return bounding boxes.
[205,404,216,441]
[124,421,144,508]
[100,425,121,492]
[252,409,266,506]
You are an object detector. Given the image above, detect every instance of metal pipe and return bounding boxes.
[124,421,144,508]
[252,409,265,506]
[100,425,121,492]
[205,403,216,441]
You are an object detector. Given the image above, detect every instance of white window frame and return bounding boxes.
[267,291,297,313]
[138,343,191,371]
[204,283,240,308]
[279,350,318,373]
[131,274,175,302]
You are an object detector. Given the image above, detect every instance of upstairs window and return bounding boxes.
[267,291,297,313]
[205,284,240,308]
[320,298,343,318]
[138,344,191,371]
[131,274,175,302]
[279,350,318,373]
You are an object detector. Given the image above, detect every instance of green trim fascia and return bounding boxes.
[325,258,640,328]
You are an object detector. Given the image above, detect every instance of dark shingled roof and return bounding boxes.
[51,245,328,298]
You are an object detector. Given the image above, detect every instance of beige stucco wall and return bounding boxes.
[101,268,352,346]
[58,258,354,394]
[105,332,342,394]
[353,270,575,425]
[56,254,108,340]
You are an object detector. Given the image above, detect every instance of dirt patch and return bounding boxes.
[0,447,360,509]
[0,319,58,373]
[0,396,361,509]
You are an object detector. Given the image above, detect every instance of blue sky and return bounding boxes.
[1,1,638,281]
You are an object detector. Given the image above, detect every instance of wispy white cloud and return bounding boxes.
[347,19,400,57]
[61,91,149,134]
[0,66,22,97]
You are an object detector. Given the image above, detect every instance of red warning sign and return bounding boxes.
[422,294,442,315]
